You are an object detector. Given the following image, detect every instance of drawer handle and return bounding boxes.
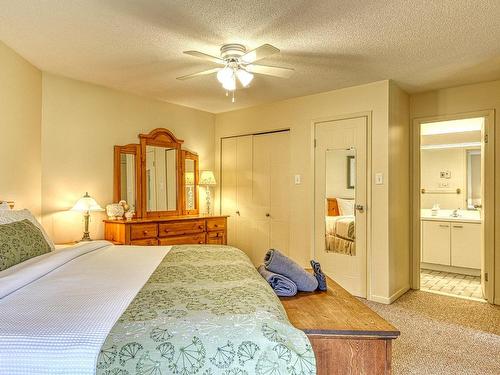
[214,224,219,228]
[453,225,463,228]
[143,230,148,234]
[439,225,449,228]
[198,241,204,244]
[199,225,204,229]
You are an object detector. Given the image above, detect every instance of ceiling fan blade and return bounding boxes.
[241,44,280,64]
[183,50,225,64]
[247,64,294,78]
[176,67,220,80]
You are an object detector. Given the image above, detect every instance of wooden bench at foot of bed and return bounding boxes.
[280,276,399,375]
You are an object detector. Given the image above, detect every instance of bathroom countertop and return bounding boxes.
[420,209,481,223]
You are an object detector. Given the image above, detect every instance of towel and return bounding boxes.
[264,249,318,292]
[257,265,298,297]
[310,259,327,291]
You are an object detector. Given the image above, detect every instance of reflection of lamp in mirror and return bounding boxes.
[199,171,216,215]
[185,171,195,211]
[71,192,104,241]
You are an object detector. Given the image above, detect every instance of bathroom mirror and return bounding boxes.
[324,148,356,256]
[466,149,481,210]
[113,144,141,216]
[182,150,199,215]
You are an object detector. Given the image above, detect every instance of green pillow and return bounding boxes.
[0,219,51,272]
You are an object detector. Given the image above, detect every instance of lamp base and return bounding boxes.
[80,232,92,241]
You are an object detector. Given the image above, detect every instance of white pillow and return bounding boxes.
[0,209,55,251]
[337,198,354,216]
[0,202,11,210]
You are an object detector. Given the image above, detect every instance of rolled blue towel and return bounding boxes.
[310,259,327,291]
[264,249,318,292]
[258,265,298,297]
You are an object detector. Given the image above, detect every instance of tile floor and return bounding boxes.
[420,269,484,301]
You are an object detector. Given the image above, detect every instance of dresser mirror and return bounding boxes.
[114,144,141,216]
[182,150,199,215]
[145,145,178,212]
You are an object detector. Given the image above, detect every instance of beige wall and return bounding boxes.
[41,74,215,243]
[0,41,42,216]
[388,82,410,299]
[410,79,500,304]
[215,80,410,303]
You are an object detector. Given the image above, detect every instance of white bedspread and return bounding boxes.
[0,241,171,375]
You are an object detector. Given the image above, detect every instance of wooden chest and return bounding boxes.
[104,215,228,246]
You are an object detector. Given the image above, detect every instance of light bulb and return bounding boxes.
[236,69,254,87]
[222,74,236,91]
[217,66,233,84]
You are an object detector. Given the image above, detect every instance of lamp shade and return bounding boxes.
[71,192,104,212]
[199,171,216,186]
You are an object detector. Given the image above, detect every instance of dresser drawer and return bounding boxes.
[206,218,226,232]
[206,230,226,245]
[159,233,206,245]
[130,223,158,240]
[159,220,205,237]
[131,238,159,246]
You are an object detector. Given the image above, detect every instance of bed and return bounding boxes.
[0,241,315,374]
[325,198,355,256]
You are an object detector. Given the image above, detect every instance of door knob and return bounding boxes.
[235,210,240,216]
[266,213,270,217]
[355,205,364,213]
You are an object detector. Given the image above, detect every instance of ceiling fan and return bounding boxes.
[177,43,294,97]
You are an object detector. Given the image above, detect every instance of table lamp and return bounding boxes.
[199,171,216,215]
[71,192,104,241]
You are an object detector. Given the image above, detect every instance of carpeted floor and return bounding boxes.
[362,290,500,375]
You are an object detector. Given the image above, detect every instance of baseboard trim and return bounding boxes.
[369,285,410,304]
[421,263,480,277]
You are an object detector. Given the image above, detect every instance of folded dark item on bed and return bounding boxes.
[257,265,298,297]
[264,249,319,291]
[310,259,328,291]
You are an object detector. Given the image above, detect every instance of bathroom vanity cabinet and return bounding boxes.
[421,219,481,270]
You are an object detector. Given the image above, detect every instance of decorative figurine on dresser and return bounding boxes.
[104,128,228,246]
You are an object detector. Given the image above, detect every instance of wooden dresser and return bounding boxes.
[281,275,399,374]
[104,215,228,246]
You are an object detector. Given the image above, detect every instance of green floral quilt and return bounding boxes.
[96,245,316,375]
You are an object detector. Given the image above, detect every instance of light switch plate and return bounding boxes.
[375,173,384,185]
[294,174,301,184]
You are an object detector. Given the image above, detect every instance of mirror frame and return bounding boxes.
[113,144,142,218]
[182,150,199,215]
[139,128,184,218]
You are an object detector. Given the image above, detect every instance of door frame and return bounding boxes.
[312,111,373,300]
[410,110,495,304]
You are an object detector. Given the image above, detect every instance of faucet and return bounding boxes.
[451,208,460,217]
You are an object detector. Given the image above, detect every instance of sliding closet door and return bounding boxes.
[221,131,290,265]
[221,135,253,256]
[252,132,290,264]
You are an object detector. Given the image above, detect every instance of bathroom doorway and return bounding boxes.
[412,112,495,303]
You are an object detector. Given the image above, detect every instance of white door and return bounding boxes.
[252,132,290,264]
[221,131,290,265]
[314,117,367,297]
[221,136,253,257]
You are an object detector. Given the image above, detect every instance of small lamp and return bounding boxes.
[199,171,217,215]
[71,192,104,241]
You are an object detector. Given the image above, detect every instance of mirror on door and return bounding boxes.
[119,153,137,211]
[145,145,177,212]
[324,148,356,256]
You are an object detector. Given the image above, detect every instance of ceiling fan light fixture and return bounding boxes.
[222,74,236,91]
[236,68,254,87]
[216,66,233,84]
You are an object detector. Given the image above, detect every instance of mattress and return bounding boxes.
[0,242,315,374]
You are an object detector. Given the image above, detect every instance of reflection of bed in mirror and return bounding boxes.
[325,198,356,255]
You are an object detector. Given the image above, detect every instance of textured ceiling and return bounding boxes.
[1,0,500,113]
